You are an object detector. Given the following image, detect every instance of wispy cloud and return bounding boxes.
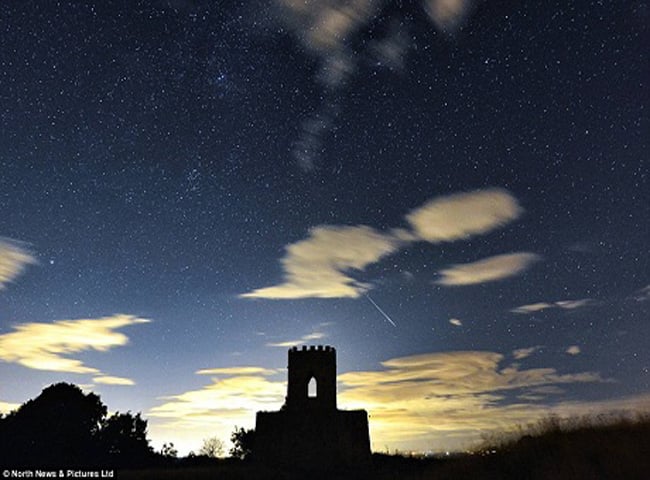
[275,0,377,170]
[512,346,541,360]
[566,345,581,355]
[276,0,474,88]
[518,385,566,401]
[424,0,474,32]
[370,20,409,71]
[147,349,650,455]
[633,285,650,302]
[510,302,554,314]
[0,238,37,289]
[436,252,541,286]
[337,350,609,451]
[275,0,378,89]
[266,330,328,348]
[0,314,149,380]
[406,189,522,243]
[555,299,596,309]
[149,371,284,423]
[274,0,476,170]
[196,366,279,376]
[148,369,285,452]
[511,298,596,314]
[339,351,603,393]
[93,375,135,386]
[242,189,524,299]
[240,225,400,299]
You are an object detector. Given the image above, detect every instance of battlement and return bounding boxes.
[289,345,336,353]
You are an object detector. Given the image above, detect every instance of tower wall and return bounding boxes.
[286,345,337,411]
[255,409,370,469]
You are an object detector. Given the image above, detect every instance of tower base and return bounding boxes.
[254,408,371,469]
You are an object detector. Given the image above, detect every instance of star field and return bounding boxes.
[0,0,648,454]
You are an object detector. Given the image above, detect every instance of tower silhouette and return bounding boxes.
[254,345,370,469]
[286,345,336,411]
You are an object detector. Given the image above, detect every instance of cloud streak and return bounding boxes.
[633,285,650,302]
[149,370,284,423]
[148,368,285,452]
[337,350,612,450]
[266,330,328,348]
[512,346,541,360]
[93,375,136,386]
[242,189,525,299]
[0,314,149,380]
[424,0,474,32]
[241,225,400,299]
[566,345,581,355]
[196,366,279,376]
[0,238,36,289]
[436,252,541,286]
[511,298,596,314]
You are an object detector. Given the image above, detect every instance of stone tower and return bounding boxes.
[254,345,371,469]
[286,345,337,411]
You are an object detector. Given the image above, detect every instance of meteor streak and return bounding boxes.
[364,294,397,327]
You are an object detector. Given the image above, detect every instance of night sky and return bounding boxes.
[1,0,648,454]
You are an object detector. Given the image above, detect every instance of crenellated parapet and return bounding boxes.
[289,345,336,352]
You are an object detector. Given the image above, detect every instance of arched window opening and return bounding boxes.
[308,376,317,398]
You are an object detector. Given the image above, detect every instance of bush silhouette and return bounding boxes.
[229,427,255,460]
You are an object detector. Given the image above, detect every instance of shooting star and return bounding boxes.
[364,293,397,327]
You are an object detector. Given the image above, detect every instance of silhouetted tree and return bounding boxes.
[99,411,152,466]
[0,383,106,467]
[0,383,154,469]
[230,426,255,460]
[199,436,225,458]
